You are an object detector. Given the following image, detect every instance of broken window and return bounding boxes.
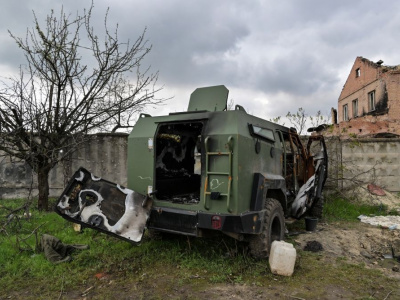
[155,121,204,203]
[352,99,358,118]
[343,104,348,121]
[356,68,361,77]
[368,91,375,111]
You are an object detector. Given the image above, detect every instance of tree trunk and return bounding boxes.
[37,167,50,211]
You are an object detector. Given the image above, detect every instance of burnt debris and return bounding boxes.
[155,122,204,203]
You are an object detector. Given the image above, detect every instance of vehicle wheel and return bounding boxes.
[249,198,285,259]
[308,196,324,219]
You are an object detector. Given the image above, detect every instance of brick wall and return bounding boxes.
[387,71,400,119]
[339,57,380,100]
[335,57,400,138]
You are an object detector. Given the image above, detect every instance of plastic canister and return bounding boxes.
[269,240,297,276]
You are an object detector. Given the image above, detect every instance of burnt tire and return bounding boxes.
[249,198,285,259]
[308,197,324,219]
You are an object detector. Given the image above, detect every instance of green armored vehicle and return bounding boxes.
[56,85,327,258]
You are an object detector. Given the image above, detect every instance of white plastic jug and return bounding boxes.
[269,240,296,276]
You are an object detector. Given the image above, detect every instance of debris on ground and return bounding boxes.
[95,272,108,280]
[391,245,400,262]
[269,241,297,276]
[38,234,89,264]
[342,184,400,213]
[358,215,400,230]
[360,250,373,259]
[303,240,323,252]
[367,183,386,196]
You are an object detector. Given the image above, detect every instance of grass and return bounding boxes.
[0,195,399,299]
[0,199,261,297]
[323,193,396,222]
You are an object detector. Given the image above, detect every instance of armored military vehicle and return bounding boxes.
[55,85,327,258]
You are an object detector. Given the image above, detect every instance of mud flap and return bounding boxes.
[55,167,152,243]
[291,135,328,218]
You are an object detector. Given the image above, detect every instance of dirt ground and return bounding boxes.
[87,188,400,299]
[351,184,400,214]
[179,222,400,300]
[58,184,400,299]
[293,221,400,279]
[55,222,399,300]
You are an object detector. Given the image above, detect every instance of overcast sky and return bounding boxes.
[1,0,399,121]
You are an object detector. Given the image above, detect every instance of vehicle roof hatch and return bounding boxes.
[188,85,229,112]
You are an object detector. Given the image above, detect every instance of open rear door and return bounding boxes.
[55,168,151,243]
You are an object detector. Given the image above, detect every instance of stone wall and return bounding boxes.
[1,134,400,199]
[0,133,128,199]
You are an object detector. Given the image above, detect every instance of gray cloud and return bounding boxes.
[1,0,400,119]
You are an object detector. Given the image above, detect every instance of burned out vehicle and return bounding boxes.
[55,85,327,258]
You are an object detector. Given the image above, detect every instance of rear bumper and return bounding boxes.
[148,207,264,236]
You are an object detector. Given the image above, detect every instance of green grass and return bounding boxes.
[0,199,260,297]
[322,194,394,222]
[1,196,399,299]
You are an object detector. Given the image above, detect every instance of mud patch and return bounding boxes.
[304,240,324,252]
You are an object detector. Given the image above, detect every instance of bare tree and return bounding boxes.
[286,107,307,135]
[0,4,163,210]
[271,108,330,135]
[309,110,330,129]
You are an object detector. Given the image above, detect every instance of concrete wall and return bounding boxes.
[294,136,399,192]
[1,134,400,199]
[340,138,400,192]
[0,133,128,199]
[322,136,342,191]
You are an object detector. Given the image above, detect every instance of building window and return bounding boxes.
[368,91,375,111]
[343,104,348,121]
[352,99,358,118]
[356,68,361,77]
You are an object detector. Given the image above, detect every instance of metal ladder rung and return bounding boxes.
[204,136,233,213]
[206,171,230,175]
[205,192,229,196]
[207,152,230,155]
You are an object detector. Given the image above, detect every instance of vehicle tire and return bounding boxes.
[308,196,324,219]
[248,198,285,259]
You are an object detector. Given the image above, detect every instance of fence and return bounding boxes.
[0,133,128,199]
[340,138,400,192]
[1,134,400,199]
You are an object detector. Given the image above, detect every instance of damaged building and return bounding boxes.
[330,56,400,138]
